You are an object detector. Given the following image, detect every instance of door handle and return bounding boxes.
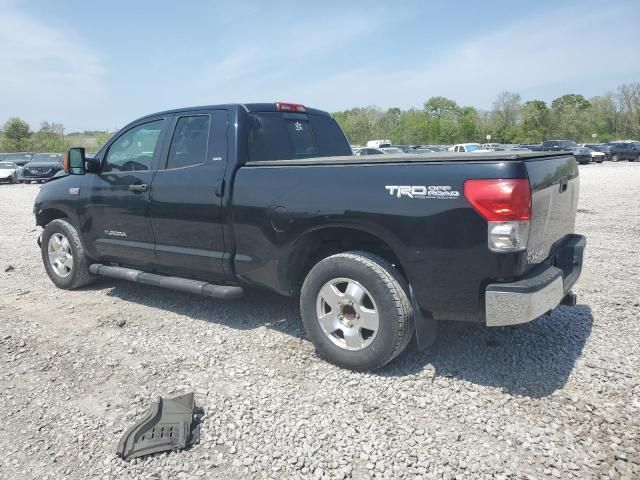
[559,177,568,193]
[129,183,149,193]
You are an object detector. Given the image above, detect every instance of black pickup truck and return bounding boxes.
[34,102,585,370]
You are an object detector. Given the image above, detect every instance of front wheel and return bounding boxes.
[611,154,620,162]
[300,251,414,370]
[41,219,95,289]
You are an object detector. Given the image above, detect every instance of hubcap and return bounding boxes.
[316,278,379,351]
[47,233,73,278]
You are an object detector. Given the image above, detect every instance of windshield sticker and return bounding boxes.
[294,122,303,132]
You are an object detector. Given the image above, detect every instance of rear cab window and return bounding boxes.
[248,112,351,161]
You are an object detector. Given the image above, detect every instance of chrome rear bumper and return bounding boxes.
[485,235,586,327]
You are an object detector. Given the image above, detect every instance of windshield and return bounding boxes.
[5,154,31,162]
[0,162,16,169]
[465,144,483,152]
[31,153,62,162]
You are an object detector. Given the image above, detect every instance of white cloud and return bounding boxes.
[188,3,640,111]
[189,14,384,102]
[0,3,108,131]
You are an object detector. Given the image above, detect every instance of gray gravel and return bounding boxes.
[1,162,639,480]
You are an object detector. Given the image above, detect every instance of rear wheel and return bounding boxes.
[41,219,95,289]
[300,251,414,370]
[611,154,620,162]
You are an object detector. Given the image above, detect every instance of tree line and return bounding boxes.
[0,118,112,153]
[2,82,638,152]
[333,82,640,146]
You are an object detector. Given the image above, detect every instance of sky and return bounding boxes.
[0,0,639,132]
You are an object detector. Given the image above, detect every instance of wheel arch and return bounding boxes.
[284,224,408,295]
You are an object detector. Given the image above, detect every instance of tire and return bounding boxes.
[41,218,95,290]
[300,251,414,370]
[611,154,619,162]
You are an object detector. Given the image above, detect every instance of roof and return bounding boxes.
[134,103,331,124]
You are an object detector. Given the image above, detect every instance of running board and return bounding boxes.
[89,264,243,299]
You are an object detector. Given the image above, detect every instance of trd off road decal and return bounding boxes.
[385,185,460,199]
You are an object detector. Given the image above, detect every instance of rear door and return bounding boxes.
[525,155,579,264]
[87,118,167,267]
[148,110,229,281]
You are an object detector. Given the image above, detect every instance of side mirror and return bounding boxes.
[64,148,86,175]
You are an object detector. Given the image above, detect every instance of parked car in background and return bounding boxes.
[517,143,542,151]
[389,145,413,153]
[366,140,391,148]
[380,147,406,155]
[0,161,20,183]
[482,143,506,151]
[407,147,436,154]
[541,140,591,165]
[0,152,33,166]
[583,148,605,163]
[21,153,63,183]
[353,147,387,156]
[582,144,611,160]
[449,143,491,153]
[606,141,640,162]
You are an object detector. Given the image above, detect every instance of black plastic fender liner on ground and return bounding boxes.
[116,393,204,462]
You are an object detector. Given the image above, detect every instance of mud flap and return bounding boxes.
[410,286,437,351]
[116,393,204,461]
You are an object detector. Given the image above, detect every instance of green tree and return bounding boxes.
[30,121,66,152]
[551,94,591,113]
[423,96,460,118]
[458,107,480,142]
[489,91,522,142]
[1,117,32,151]
[392,109,428,144]
[552,94,591,140]
[521,100,551,142]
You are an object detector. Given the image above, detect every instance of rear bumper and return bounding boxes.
[485,235,586,327]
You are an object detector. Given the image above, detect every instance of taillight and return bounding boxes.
[276,102,306,112]
[464,179,532,252]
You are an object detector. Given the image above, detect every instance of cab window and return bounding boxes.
[166,115,211,169]
[103,120,164,172]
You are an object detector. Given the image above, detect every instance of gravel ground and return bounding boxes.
[0,163,638,480]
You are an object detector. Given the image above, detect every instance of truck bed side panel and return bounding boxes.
[231,160,531,322]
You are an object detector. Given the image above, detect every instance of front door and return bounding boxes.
[148,110,229,281]
[86,118,166,267]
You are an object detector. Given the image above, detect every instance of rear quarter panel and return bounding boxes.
[231,160,531,322]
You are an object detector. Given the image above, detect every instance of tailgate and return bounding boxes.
[525,155,579,264]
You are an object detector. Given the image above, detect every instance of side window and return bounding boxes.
[103,120,163,172]
[354,149,366,156]
[167,115,211,169]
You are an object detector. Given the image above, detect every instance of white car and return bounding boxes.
[448,143,492,153]
[589,150,605,163]
[0,161,19,183]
